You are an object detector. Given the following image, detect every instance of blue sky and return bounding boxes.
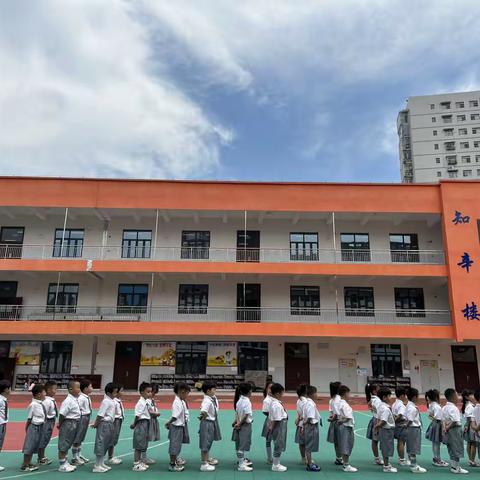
[1,1,480,183]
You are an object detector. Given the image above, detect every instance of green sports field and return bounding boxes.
[0,409,465,479]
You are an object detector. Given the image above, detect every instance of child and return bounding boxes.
[165,382,191,472]
[268,383,288,472]
[366,383,383,465]
[92,382,118,473]
[131,382,153,472]
[425,389,448,467]
[294,384,308,465]
[58,380,81,472]
[21,384,46,472]
[442,388,468,474]
[473,390,480,465]
[0,379,10,472]
[142,384,160,466]
[38,380,57,465]
[261,382,274,464]
[198,381,221,472]
[336,385,358,472]
[392,387,409,466]
[405,387,427,473]
[462,389,478,467]
[303,385,321,472]
[232,382,253,472]
[107,383,124,466]
[327,381,343,465]
[72,378,93,466]
[375,387,397,473]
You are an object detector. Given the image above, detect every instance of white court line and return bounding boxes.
[0,440,168,480]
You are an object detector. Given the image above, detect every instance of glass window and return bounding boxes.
[344,287,374,316]
[395,288,425,317]
[178,284,208,314]
[236,230,260,262]
[457,115,466,121]
[456,101,465,108]
[340,233,371,262]
[121,230,151,259]
[389,233,419,262]
[464,170,473,177]
[40,341,73,374]
[117,284,148,313]
[371,344,402,377]
[0,227,24,244]
[459,128,468,135]
[290,233,318,261]
[290,286,320,315]
[181,231,210,259]
[238,342,268,374]
[461,142,470,149]
[52,229,84,258]
[470,100,479,108]
[471,114,480,121]
[175,341,207,375]
[47,283,79,313]
[237,283,261,322]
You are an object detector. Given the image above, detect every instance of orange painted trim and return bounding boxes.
[0,177,442,213]
[0,321,455,339]
[0,259,87,271]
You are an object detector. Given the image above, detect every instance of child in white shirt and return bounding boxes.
[261,382,274,464]
[405,387,427,473]
[268,383,288,472]
[232,383,253,472]
[336,384,358,472]
[294,384,308,465]
[302,385,321,472]
[131,382,154,472]
[462,389,478,467]
[375,388,397,473]
[198,381,221,472]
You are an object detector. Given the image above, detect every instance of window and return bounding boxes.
[290,233,318,261]
[340,233,370,262]
[470,100,479,108]
[440,101,451,109]
[40,341,72,374]
[462,155,471,163]
[471,114,480,121]
[46,283,79,313]
[290,286,320,315]
[236,230,260,262]
[430,104,435,110]
[389,233,419,262]
[117,284,148,313]
[456,101,465,108]
[52,229,84,258]
[238,342,268,374]
[443,128,454,136]
[371,344,402,377]
[178,284,208,314]
[433,130,437,136]
[180,231,210,260]
[431,117,436,123]
[464,170,472,177]
[460,142,470,149]
[473,128,479,134]
[0,281,18,302]
[435,157,440,164]
[459,128,468,135]
[121,230,151,259]
[344,287,374,316]
[237,283,261,322]
[475,141,480,148]
[477,169,480,176]
[444,141,455,151]
[395,288,425,317]
[446,155,457,165]
[175,341,207,375]
[448,171,458,178]
[457,115,466,121]
[434,144,439,150]
[442,115,452,123]
[477,155,480,163]
[0,227,24,259]
[437,171,442,177]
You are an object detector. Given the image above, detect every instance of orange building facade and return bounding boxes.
[0,177,479,393]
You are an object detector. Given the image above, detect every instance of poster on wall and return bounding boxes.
[9,341,41,365]
[207,342,237,367]
[141,342,176,366]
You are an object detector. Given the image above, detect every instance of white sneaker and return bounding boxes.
[59,463,77,473]
[142,457,156,465]
[383,465,398,473]
[108,457,122,465]
[132,462,148,472]
[92,465,108,473]
[238,463,253,472]
[0,466,5,472]
[411,465,427,474]
[80,455,90,464]
[101,464,112,471]
[71,458,85,466]
[343,465,358,473]
[433,460,449,467]
[375,458,385,466]
[200,463,215,472]
[272,464,288,472]
[208,458,219,466]
[451,467,469,474]
[176,457,187,466]
[399,459,412,466]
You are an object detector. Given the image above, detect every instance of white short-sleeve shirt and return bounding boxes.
[200,395,219,421]
[236,395,253,424]
[371,395,382,418]
[269,398,288,421]
[43,396,57,419]
[377,402,395,428]
[337,398,355,427]
[78,392,92,415]
[27,399,46,425]
[473,404,480,426]
[464,401,475,420]
[405,401,421,427]
[296,396,307,427]
[171,396,188,426]
[59,394,81,420]
[392,399,406,419]
[442,402,461,424]
[0,395,7,424]
[135,397,151,420]
[332,394,341,416]
[428,401,442,421]
[262,395,273,414]
[303,398,320,424]
[97,395,116,423]
[114,398,124,419]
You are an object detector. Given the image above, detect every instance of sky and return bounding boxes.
[1,1,480,184]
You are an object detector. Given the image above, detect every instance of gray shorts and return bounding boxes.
[394,424,408,441]
[39,418,55,449]
[366,417,379,441]
[94,421,114,456]
[133,420,150,453]
[22,423,43,455]
[261,416,272,441]
[327,421,337,444]
[406,426,421,455]
[74,414,90,445]
[304,422,320,453]
[231,423,252,452]
[294,425,305,445]
[445,425,464,460]
[58,419,79,453]
[379,428,395,458]
[112,418,123,446]
[338,424,354,456]
[168,424,190,456]
[0,424,6,449]
[199,419,221,452]
[272,419,288,456]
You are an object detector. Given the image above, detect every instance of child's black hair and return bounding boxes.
[263,381,273,398]
[67,380,80,391]
[31,384,45,397]
[395,387,406,398]
[105,382,117,395]
[425,389,440,405]
[201,381,216,394]
[0,380,10,395]
[365,383,379,403]
[44,380,57,392]
[406,387,419,402]
[444,388,456,402]
[234,382,252,409]
[271,383,285,396]
[378,387,392,402]
[139,381,151,393]
[296,383,308,398]
[306,385,317,397]
[338,385,350,397]
[174,382,190,394]
[151,383,159,395]
[462,389,474,414]
[474,389,480,403]
[329,381,341,398]
[79,378,92,392]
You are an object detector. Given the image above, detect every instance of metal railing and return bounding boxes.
[0,244,446,265]
[0,305,452,325]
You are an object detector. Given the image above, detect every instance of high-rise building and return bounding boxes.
[398,91,480,182]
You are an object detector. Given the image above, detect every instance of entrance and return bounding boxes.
[451,346,480,392]
[284,342,310,390]
[113,341,142,390]
[420,359,440,392]
[339,358,358,392]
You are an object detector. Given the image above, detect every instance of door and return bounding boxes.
[451,346,480,392]
[237,230,260,262]
[237,283,261,322]
[0,227,24,258]
[339,358,358,392]
[284,342,310,391]
[0,341,14,383]
[113,341,142,390]
[420,359,440,392]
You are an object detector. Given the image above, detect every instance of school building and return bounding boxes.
[0,177,479,394]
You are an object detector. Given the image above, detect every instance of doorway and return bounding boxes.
[113,341,142,390]
[339,358,358,392]
[420,359,440,392]
[236,230,260,262]
[237,283,261,322]
[284,342,310,390]
[451,346,480,392]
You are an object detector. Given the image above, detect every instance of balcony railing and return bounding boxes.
[0,305,452,325]
[0,245,446,265]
